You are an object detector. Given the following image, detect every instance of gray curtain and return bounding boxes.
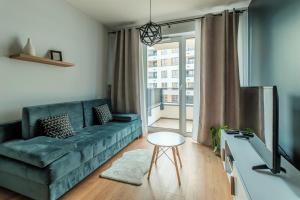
[111,28,140,113]
[197,10,240,145]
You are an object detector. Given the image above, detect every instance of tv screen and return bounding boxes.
[241,86,281,173]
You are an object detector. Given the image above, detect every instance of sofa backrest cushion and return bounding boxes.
[82,99,111,127]
[22,101,84,139]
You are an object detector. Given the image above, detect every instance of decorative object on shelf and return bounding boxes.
[49,50,63,61]
[138,0,162,46]
[22,38,36,56]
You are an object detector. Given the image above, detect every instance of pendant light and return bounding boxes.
[139,0,162,46]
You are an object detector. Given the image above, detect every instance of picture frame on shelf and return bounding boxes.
[49,50,63,61]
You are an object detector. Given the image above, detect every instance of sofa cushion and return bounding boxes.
[82,120,141,156]
[22,101,84,139]
[82,99,111,127]
[112,113,140,122]
[40,114,74,139]
[94,104,113,125]
[0,136,75,168]
[63,133,96,163]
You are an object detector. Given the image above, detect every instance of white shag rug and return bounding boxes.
[99,149,152,186]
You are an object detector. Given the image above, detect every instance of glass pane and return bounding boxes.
[186,38,195,133]
[147,42,180,130]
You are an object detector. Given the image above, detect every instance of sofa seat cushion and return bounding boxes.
[0,136,75,168]
[82,120,141,156]
[63,132,96,163]
[112,113,140,122]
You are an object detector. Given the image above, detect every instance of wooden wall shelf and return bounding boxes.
[9,54,74,67]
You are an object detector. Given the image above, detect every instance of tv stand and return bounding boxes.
[252,164,286,173]
[221,130,300,200]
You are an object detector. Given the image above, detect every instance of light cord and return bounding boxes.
[150,0,152,22]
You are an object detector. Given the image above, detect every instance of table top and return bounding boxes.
[147,132,185,147]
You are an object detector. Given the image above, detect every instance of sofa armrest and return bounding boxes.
[0,121,22,143]
[112,113,140,122]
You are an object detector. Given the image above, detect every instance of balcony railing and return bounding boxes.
[147,88,194,128]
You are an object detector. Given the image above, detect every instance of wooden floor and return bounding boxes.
[0,137,231,200]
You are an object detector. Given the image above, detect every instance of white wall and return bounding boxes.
[0,0,108,123]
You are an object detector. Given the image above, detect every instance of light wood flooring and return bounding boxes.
[0,136,231,200]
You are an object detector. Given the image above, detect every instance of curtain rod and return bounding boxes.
[108,8,247,34]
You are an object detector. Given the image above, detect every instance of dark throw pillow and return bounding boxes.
[94,104,112,124]
[39,114,74,139]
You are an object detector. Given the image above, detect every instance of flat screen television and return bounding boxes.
[246,86,285,174]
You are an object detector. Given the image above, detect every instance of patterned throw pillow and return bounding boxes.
[39,114,74,139]
[94,104,113,124]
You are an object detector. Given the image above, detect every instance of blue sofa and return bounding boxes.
[0,99,142,200]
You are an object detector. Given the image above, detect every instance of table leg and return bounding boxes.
[175,147,182,168]
[148,146,157,179]
[172,147,181,185]
[155,146,159,164]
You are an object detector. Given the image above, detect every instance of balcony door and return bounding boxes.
[145,36,195,136]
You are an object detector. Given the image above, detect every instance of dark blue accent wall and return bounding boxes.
[249,0,300,169]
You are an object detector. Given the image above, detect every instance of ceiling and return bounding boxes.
[66,0,250,28]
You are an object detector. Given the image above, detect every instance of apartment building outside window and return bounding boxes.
[148,72,157,79]
[161,70,168,78]
[172,70,179,78]
[161,59,169,66]
[187,57,194,64]
[148,49,157,56]
[172,48,179,54]
[186,96,193,104]
[149,60,157,67]
[161,82,168,88]
[186,70,194,77]
[171,57,179,66]
[187,82,194,89]
[172,82,179,88]
[163,95,169,103]
[171,95,179,103]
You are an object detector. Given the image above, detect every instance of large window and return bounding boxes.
[146,38,195,134]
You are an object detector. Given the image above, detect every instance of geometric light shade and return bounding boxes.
[139,21,162,46]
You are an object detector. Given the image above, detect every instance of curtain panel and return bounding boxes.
[111,29,140,114]
[195,10,240,145]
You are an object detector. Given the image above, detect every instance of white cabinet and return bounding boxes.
[232,164,249,200]
[221,130,300,200]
